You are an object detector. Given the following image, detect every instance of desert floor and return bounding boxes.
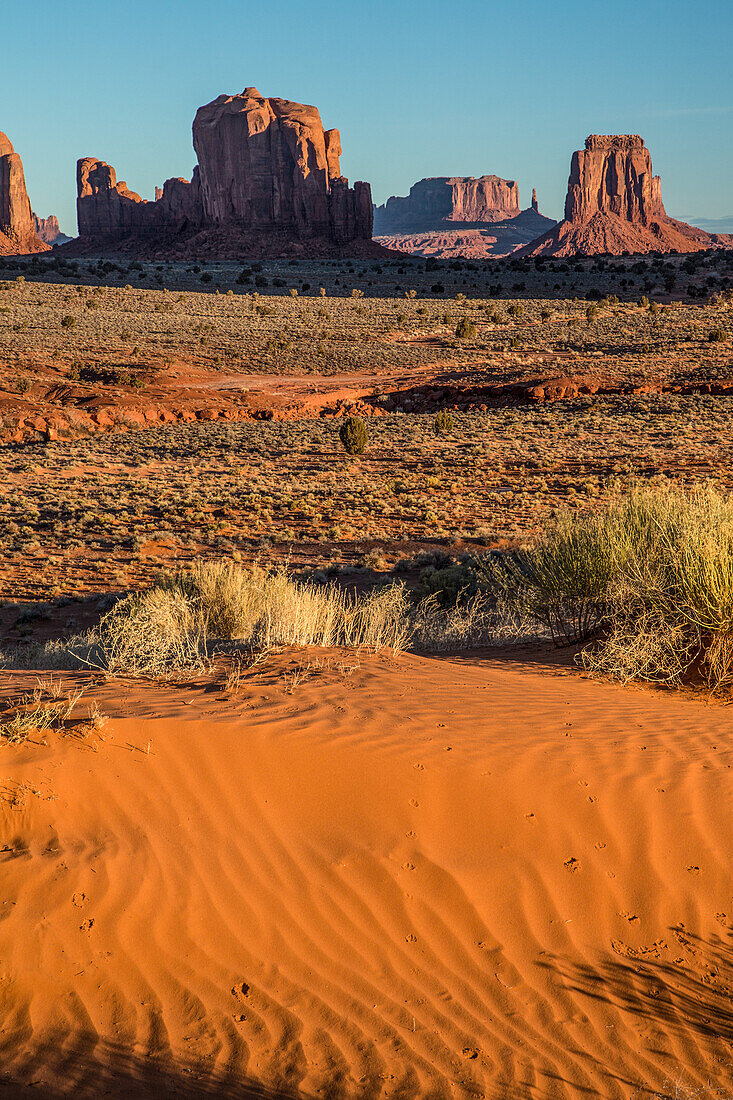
[1,650,732,1098]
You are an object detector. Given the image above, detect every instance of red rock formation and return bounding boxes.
[373,176,520,233]
[77,158,203,239]
[74,88,372,254]
[32,213,71,245]
[191,88,371,243]
[519,135,732,257]
[373,179,555,258]
[0,132,48,255]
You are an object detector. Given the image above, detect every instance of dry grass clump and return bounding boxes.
[0,678,85,743]
[55,563,414,676]
[516,486,733,691]
[18,560,534,676]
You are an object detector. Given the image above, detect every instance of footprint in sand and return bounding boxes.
[72,892,86,908]
[564,857,580,872]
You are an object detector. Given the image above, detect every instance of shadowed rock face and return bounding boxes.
[518,134,732,257]
[0,132,48,255]
[373,176,520,234]
[75,88,372,251]
[77,158,203,237]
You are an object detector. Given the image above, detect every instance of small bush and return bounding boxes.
[455,317,476,340]
[708,327,727,343]
[339,416,368,455]
[433,410,454,435]
[61,315,76,329]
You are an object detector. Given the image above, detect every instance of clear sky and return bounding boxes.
[4,0,732,235]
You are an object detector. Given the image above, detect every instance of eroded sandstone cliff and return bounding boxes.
[0,132,48,255]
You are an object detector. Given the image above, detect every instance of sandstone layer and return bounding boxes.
[0,132,48,255]
[519,134,733,256]
[74,88,373,257]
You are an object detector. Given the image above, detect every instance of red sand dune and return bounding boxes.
[1,651,732,1096]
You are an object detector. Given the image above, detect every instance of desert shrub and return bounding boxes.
[433,410,454,435]
[515,486,733,690]
[586,304,600,324]
[455,317,476,339]
[708,327,727,342]
[339,415,368,455]
[60,314,76,329]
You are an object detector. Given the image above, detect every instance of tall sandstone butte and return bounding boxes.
[0,132,48,255]
[76,88,373,254]
[518,134,731,256]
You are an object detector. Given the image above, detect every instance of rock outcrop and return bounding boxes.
[32,213,71,246]
[74,88,373,255]
[192,89,372,243]
[0,132,48,255]
[373,176,520,234]
[518,135,733,257]
[77,158,203,238]
[373,177,555,258]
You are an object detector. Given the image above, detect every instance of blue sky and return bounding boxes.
[4,0,732,234]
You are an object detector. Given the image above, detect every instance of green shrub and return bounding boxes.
[339,416,368,455]
[433,410,454,435]
[708,327,727,343]
[61,315,76,329]
[455,317,476,340]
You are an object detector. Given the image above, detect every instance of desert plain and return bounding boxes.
[0,240,731,1100]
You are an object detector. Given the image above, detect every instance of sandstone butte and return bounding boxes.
[518,134,733,257]
[0,132,49,255]
[372,175,556,258]
[32,212,71,246]
[74,88,375,258]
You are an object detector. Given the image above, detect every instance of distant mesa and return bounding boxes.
[73,88,375,258]
[0,132,49,255]
[518,134,733,257]
[373,176,556,258]
[32,213,71,246]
